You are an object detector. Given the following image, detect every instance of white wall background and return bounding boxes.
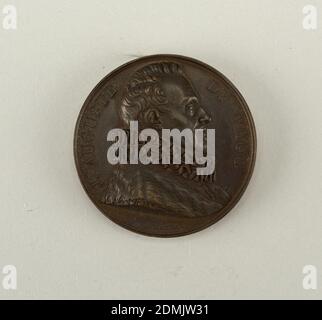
[0,0,321,299]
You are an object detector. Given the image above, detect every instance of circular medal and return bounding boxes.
[74,54,256,237]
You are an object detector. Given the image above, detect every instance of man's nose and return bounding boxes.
[197,108,212,126]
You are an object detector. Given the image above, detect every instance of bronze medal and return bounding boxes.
[74,54,256,237]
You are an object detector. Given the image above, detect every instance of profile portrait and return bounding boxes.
[102,62,229,217]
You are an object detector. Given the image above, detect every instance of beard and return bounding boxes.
[123,127,216,183]
[161,163,216,183]
[159,130,216,183]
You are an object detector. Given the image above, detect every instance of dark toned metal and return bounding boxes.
[74,54,256,237]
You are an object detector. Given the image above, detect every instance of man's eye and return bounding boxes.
[185,103,196,116]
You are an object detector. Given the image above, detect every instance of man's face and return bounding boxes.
[158,75,212,130]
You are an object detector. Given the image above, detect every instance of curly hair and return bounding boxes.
[120,62,187,126]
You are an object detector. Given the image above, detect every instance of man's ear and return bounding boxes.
[142,108,161,128]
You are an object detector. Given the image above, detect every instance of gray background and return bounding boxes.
[0,0,321,299]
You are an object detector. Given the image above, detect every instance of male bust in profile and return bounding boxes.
[102,62,229,217]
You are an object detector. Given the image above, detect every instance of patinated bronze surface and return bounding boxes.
[74,54,256,237]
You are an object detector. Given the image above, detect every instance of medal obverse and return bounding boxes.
[74,54,256,237]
